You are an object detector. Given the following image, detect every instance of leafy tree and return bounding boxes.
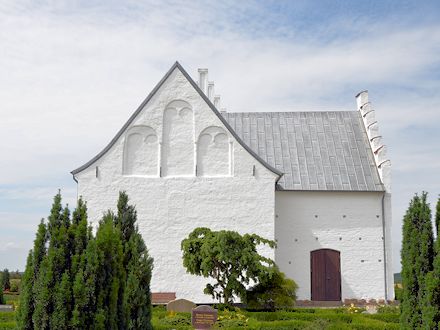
[2,269,10,291]
[245,269,297,310]
[400,192,434,329]
[181,227,276,304]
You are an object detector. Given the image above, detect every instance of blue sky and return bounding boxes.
[0,0,439,272]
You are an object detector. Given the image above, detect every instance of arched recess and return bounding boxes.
[197,126,230,176]
[123,126,158,175]
[161,100,194,176]
[310,249,341,301]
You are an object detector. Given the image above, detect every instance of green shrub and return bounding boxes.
[250,319,312,329]
[0,312,15,322]
[377,304,400,314]
[0,321,16,330]
[245,270,297,310]
[214,318,248,328]
[9,280,19,293]
[394,284,403,301]
[365,313,400,323]
[158,312,191,327]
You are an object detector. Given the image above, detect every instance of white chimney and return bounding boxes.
[198,68,208,95]
[213,95,220,108]
[207,81,214,101]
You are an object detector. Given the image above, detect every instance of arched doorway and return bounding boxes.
[310,249,341,301]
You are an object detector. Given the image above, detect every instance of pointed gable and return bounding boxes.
[71,62,281,179]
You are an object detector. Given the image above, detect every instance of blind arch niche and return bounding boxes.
[197,126,230,176]
[123,126,158,176]
[161,100,194,176]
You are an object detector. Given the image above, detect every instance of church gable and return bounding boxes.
[72,62,280,181]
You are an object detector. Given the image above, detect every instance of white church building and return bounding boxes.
[72,62,393,303]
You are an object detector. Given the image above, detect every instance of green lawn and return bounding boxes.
[0,305,400,329]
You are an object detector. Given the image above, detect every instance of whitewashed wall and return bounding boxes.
[275,191,392,301]
[74,67,278,303]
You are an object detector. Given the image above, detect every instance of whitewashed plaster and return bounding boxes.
[275,191,393,301]
[197,126,230,176]
[162,100,194,176]
[74,67,278,303]
[123,126,158,176]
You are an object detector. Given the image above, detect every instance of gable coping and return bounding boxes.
[71,61,283,179]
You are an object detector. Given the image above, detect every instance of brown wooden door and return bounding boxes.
[311,249,341,301]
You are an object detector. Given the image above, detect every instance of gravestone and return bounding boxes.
[167,298,196,313]
[191,305,218,329]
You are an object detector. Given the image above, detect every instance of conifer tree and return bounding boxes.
[69,198,89,277]
[400,192,434,329]
[17,219,47,329]
[123,233,153,329]
[2,269,10,291]
[32,257,51,329]
[94,214,124,329]
[0,280,4,304]
[116,192,153,329]
[436,197,440,237]
[33,193,68,330]
[18,191,153,330]
[71,235,98,329]
[422,197,440,329]
[16,252,34,329]
[51,271,72,330]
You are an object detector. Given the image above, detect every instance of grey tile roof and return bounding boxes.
[223,111,384,191]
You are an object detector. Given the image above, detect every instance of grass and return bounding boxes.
[0,303,400,329]
[151,305,400,329]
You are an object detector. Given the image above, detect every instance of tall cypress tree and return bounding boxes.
[94,213,124,329]
[69,198,89,277]
[70,198,94,329]
[17,219,47,329]
[401,192,434,329]
[2,269,10,291]
[33,193,69,329]
[52,271,72,330]
[72,233,98,329]
[123,233,153,330]
[18,191,153,330]
[115,192,153,330]
[422,197,440,329]
[0,280,4,304]
[436,197,440,237]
